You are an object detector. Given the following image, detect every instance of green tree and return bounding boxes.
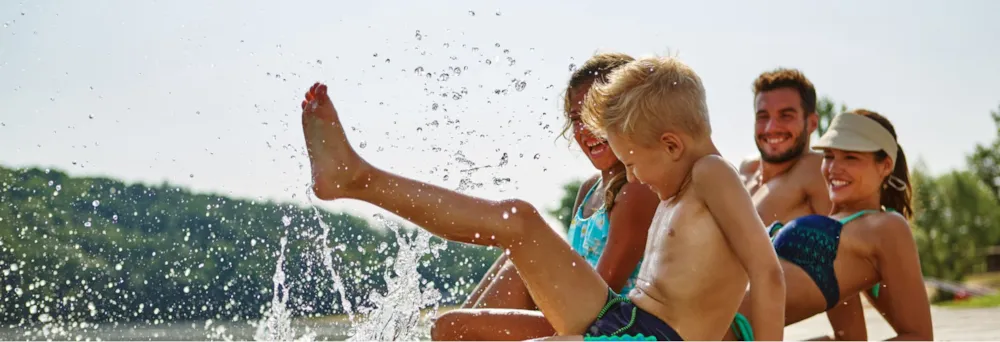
[967,105,1000,205]
[814,96,848,139]
[911,164,1000,283]
[547,180,582,232]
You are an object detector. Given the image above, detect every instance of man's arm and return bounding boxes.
[597,182,658,292]
[692,155,786,341]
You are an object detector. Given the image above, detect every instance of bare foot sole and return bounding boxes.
[300,82,370,200]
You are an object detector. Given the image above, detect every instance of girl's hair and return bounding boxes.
[559,53,634,211]
[851,109,913,219]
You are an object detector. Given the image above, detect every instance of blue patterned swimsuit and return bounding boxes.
[567,180,642,295]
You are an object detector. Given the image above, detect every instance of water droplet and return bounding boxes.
[189,174,194,178]
[495,10,502,16]
[425,72,433,78]
[495,43,501,48]
[503,49,510,54]
[468,10,476,16]
[572,262,577,267]
[88,114,95,119]
[384,58,391,63]
[485,59,492,65]
[92,200,100,208]
[359,141,367,149]
[507,57,516,66]
[438,73,450,81]
[48,180,53,186]
[417,127,425,133]
[251,239,257,246]
[431,103,439,111]
[56,185,61,191]
[115,264,123,271]
[452,66,462,75]
[414,66,424,75]
[533,153,541,159]
[84,221,92,227]
[373,52,378,57]
[474,233,481,238]
[568,63,577,71]
[515,80,527,92]
[112,214,118,221]
[316,59,323,64]
[414,30,423,40]
[281,215,292,227]
[452,92,462,100]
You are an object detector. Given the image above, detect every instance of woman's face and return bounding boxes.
[566,82,619,171]
[821,148,893,206]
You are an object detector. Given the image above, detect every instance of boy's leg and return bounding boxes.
[472,258,534,309]
[431,309,556,341]
[461,254,508,308]
[302,83,609,334]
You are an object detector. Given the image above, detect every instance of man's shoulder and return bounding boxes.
[790,152,825,178]
[737,155,761,175]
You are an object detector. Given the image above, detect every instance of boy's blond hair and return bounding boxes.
[581,56,711,146]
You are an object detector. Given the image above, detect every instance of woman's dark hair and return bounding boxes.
[559,53,634,211]
[851,109,913,219]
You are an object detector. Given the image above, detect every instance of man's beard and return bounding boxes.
[757,124,809,164]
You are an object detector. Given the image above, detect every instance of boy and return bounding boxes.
[299,55,785,340]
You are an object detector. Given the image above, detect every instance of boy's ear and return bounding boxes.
[659,132,684,161]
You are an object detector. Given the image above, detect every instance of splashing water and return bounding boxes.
[347,215,445,341]
[254,236,297,342]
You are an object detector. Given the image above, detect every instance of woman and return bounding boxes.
[727,110,932,341]
[430,53,660,341]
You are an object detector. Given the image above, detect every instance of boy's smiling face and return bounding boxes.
[607,131,670,200]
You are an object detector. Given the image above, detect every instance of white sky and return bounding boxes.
[2,0,999,228]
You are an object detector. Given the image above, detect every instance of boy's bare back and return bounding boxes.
[630,155,757,340]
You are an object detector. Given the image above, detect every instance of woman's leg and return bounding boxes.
[431,309,557,341]
[302,83,609,334]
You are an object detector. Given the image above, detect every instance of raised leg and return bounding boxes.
[301,82,609,334]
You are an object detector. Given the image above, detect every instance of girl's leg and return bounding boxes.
[431,309,557,341]
[461,254,509,308]
[472,258,535,309]
[301,83,609,334]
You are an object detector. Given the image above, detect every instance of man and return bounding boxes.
[739,68,832,228]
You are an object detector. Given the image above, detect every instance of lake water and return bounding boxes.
[0,318,368,341]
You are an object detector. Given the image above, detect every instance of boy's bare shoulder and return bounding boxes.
[691,155,742,189]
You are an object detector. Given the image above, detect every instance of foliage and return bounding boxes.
[814,96,848,139]
[0,165,499,325]
[910,165,1000,282]
[967,105,1000,205]
[936,293,1000,308]
[547,179,582,232]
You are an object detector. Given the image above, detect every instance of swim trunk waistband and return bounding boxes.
[583,289,684,341]
[731,312,754,341]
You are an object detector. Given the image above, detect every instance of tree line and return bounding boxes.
[0,166,501,325]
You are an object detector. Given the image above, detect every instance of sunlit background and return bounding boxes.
[2,0,1000,340]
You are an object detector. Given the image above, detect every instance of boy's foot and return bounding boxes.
[301,82,369,200]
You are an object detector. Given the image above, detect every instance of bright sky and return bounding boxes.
[2,0,999,229]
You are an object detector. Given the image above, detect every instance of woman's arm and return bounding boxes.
[871,214,933,341]
[596,182,659,292]
[804,294,868,341]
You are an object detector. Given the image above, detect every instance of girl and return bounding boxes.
[430,53,659,341]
